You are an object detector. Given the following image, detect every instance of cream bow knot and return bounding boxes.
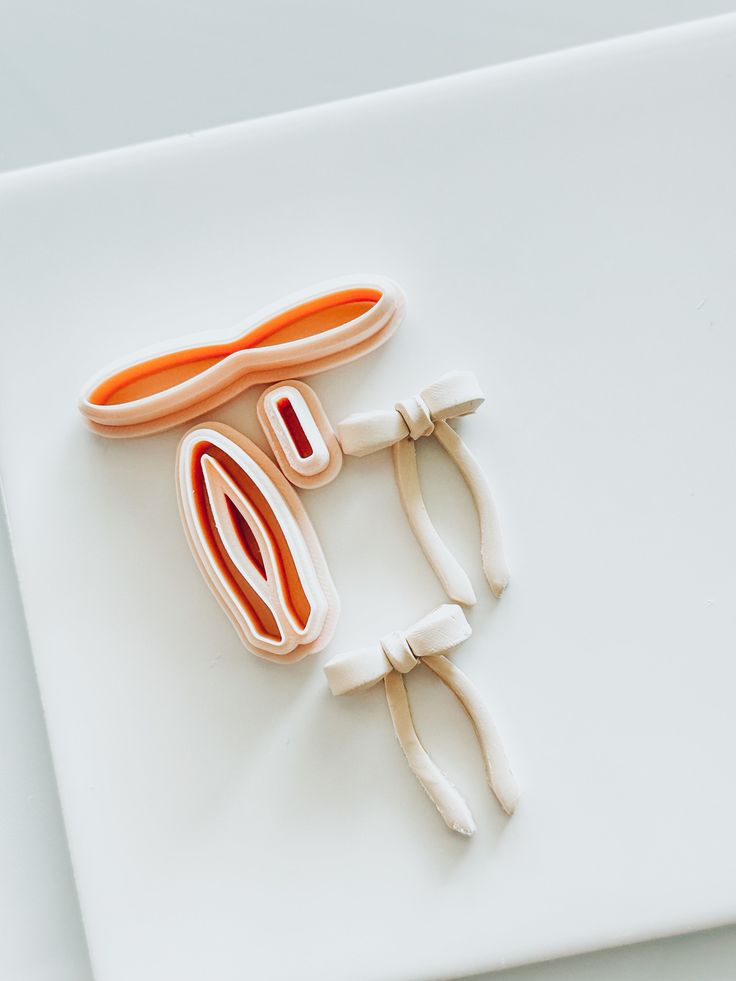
[394,393,435,441]
[325,605,519,836]
[325,603,471,694]
[337,370,484,456]
[337,371,508,606]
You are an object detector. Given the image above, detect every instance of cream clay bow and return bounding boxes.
[337,371,508,606]
[324,604,519,836]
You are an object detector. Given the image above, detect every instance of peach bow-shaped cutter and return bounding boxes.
[177,422,339,662]
[324,604,519,835]
[337,371,508,606]
[79,276,405,438]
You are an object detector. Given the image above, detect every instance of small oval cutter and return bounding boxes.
[258,380,342,489]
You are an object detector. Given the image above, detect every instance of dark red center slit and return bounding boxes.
[277,398,313,459]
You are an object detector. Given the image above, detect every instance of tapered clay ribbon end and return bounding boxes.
[441,563,477,606]
[438,795,477,837]
[447,579,478,607]
[485,560,510,598]
[495,774,521,817]
[450,817,477,837]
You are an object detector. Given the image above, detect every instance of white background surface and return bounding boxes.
[2,5,736,981]
[2,13,736,981]
[0,505,92,981]
[0,0,735,173]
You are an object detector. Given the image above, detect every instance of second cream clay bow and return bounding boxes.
[337,371,508,606]
[324,604,519,835]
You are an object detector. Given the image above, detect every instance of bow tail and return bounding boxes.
[422,654,519,815]
[383,670,476,836]
[433,420,509,598]
[392,438,477,606]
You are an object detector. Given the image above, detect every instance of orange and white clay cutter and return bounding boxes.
[79,275,520,835]
[257,380,342,489]
[177,422,339,663]
[79,275,405,438]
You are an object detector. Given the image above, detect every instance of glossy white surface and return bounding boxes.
[1,15,735,981]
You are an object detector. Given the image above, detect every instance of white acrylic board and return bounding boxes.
[1,16,735,981]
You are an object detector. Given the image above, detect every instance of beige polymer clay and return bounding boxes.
[324,604,519,836]
[177,422,339,663]
[337,371,508,606]
[257,380,342,489]
[79,275,405,438]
